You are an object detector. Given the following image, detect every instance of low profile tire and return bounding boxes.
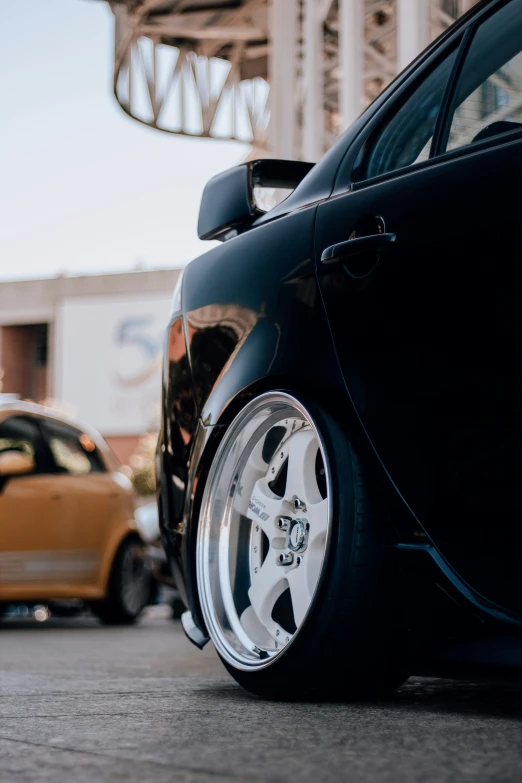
[196,392,408,700]
[92,537,152,626]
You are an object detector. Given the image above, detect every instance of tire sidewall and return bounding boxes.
[93,537,152,625]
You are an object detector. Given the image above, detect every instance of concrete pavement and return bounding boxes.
[1,608,522,782]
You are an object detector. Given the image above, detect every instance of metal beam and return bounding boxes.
[302,0,324,161]
[340,0,364,131]
[397,0,428,72]
[269,0,298,158]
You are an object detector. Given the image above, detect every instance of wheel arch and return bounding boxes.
[97,525,145,595]
[181,376,394,636]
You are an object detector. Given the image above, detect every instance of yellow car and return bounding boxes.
[0,399,151,624]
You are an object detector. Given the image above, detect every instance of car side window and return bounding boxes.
[44,421,105,475]
[444,0,522,152]
[0,416,47,474]
[352,46,458,183]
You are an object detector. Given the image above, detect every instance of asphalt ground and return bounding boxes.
[1,608,522,783]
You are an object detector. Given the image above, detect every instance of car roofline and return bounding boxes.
[0,400,116,463]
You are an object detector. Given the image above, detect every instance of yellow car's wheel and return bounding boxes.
[92,537,152,625]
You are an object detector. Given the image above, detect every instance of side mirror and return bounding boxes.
[198,159,315,242]
[0,451,35,477]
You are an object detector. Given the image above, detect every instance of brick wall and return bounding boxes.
[1,326,33,398]
[105,434,141,467]
[1,325,48,401]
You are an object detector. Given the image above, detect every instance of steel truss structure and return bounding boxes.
[102,0,479,159]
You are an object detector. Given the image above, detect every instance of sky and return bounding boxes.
[0,0,249,281]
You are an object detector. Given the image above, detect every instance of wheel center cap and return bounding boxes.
[287,518,308,553]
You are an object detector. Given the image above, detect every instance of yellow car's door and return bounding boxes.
[40,418,132,595]
[0,414,75,600]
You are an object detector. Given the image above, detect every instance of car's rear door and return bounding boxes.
[315,0,522,610]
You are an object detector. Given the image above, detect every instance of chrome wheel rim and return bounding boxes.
[197,393,331,671]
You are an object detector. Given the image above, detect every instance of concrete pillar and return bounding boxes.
[302,0,324,161]
[340,0,364,130]
[269,0,298,158]
[397,0,428,73]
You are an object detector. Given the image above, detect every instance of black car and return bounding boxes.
[158,0,522,699]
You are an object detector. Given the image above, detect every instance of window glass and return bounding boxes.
[44,421,105,475]
[353,47,458,183]
[446,0,522,151]
[0,416,45,474]
[0,435,34,459]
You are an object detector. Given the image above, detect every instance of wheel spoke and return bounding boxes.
[285,428,322,507]
[307,497,329,546]
[248,555,286,631]
[232,437,267,516]
[245,477,284,539]
[286,563,313,627]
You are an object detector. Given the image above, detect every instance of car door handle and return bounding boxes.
[321,232,396,265]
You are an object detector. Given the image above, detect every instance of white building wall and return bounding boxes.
[0,269,181,437]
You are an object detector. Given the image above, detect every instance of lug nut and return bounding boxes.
[293,497,307,512]
[296,556,302,566]
[276,552,294,566]
[277,516,291,531]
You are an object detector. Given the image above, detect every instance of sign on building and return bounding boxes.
[55,294,172,435]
